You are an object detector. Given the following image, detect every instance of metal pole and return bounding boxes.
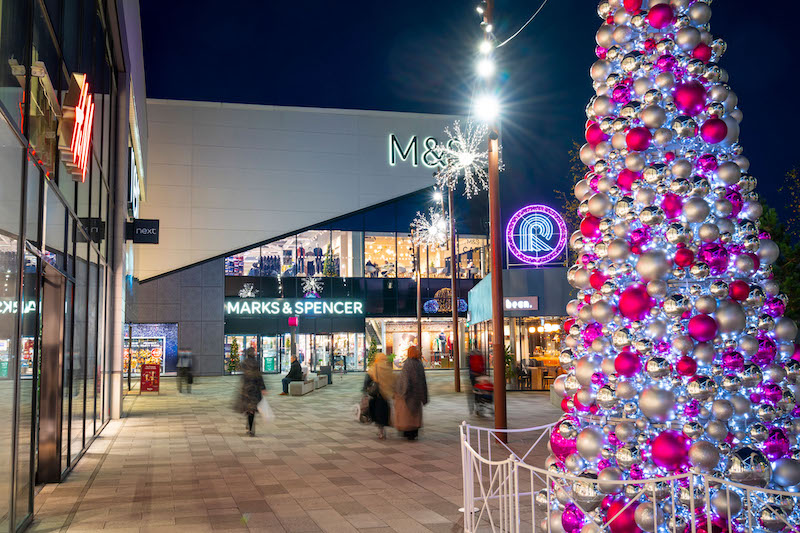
[448,187,461,392]
[484,0,506,439]
[416,243,422,356]
[127,323,132,391]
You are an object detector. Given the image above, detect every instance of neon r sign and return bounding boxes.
[70,80,95,182]
[506,204,567,266]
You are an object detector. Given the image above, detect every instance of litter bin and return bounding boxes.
[319,365,333,386]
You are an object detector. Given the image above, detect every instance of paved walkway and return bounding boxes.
[30,373,562,533]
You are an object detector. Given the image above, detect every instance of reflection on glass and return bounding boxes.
[61,281,73,469]
[71,241,87,463]
[85,251,98,441]
[223,335,257,374]
[17,251,37,525]
[396,234,414,278]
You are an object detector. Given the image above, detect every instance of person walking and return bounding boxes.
[237,347,266,436]
[363,352,394,440]
[176,349,193,393]
[394,345,428,440]
[280,354,303,395]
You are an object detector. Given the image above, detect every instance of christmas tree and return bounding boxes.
[227,338,240,374]
[550,1,800,532]
[323,247,337,277]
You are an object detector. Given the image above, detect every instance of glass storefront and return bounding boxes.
[224,332,365,373]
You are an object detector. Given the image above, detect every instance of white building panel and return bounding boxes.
[136,99,458,280]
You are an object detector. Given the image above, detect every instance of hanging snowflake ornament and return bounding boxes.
[412,207,449,247]
[435,120,493,198]
[302,276,323,298]
[238,283,258,298]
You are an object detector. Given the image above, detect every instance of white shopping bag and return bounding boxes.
[257,397,275,424]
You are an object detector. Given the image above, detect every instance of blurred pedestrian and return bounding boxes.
[177,349,193,393]
[364,352,394,439]
[394,345,428,440]
[237,347,266,436]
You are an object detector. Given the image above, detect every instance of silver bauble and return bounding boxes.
[706,420,728,442]
[711,399,734,421]
[612,25,633,45]
[639,387,675,421]
[636,250,669,281]
[774,318,798,342]
[675,26,701,51]
[711,490,742,518]
[688,1,712,24]
[615,422,636,442]
[596,386,617,409]
[640,105,666,129]
[695,295,717,314]
[741,201,763,221]
[607,239,631,262]
[576,356,602,387]
[576,427,605,460]
[595,25,614,49]
[576,388,596,409]
[734,254,755,275]
[573,474,603,511]
[697,222,720,242]
[739,334,759,356]
[683,197,710,222]
[534,489,549,511]
[692,342,715,364]
[758,506,789,533]
[773,458,800,487]
[729,394,751,415]
[588,193,611,217]
[591,60,612,82]
[716,301,746,334]
[758,239,780,266]
[653,128,674,146]
[553,374,568,398]
[564,453,586,474]
[597,467,623,495]
[687,375,716,401]
[616,380,637,400]
[716,161,741,185]
[626,153,646,172]
[689,440,721,472]
[592,301,615,324]
[633,502,663,533]
[672,115,698,138]
[574,179,592,201]
[548,511,566,533]
[616,444,641,468]
[725,447,772,488]
[655,71,675,90]
[646,280,668,299]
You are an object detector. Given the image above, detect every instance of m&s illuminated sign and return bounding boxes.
[389,134,450,168]
[225,298,364,317]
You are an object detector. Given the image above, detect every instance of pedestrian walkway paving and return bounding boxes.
[30,372,562,533]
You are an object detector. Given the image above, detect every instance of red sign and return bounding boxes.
[70,80,94,182]
[140,364,160,393]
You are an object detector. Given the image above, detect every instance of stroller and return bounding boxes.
[469,353,494,417]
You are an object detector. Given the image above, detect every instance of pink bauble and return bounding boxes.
[688,314,717,342]
[580,215,602,240]
[693,43,713,62]
[550,423,577,461]
[615,350,641,378]
[673,81,707,116]
[674,247,694,267]
[647,4,674,29]
[700,118,728,144]
[762,428,790,461]
[698,242,730,274]
[607,500,640,533]
[728,280,750,301]
[590,270,608,290]
[676,355,697,377]
[619,285,652,320]
[623,0,642,12]
[562,504,584,533]
[661,193,683,219]
[722,351,745,372]
[586,123,607,147]
[617,169,641,191]
[626,127,652,151]
[651,430,689,471]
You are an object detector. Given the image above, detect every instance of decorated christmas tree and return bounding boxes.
[227,338,240,374]
[550,1,800,532]
[323,247,337,277]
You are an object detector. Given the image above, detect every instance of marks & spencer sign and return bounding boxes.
[225,298,365,317]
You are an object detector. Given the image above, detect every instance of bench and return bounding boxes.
[288,380,314,396]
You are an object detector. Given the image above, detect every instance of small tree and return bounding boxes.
[760,205,800,320]
[366,338,378,367]
[227,338,240,374]
[322,247,336,277]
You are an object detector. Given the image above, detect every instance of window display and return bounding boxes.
[224,334,258,374]
[123,323,178,374]
[123,337,164,374]
[364,233,395,278]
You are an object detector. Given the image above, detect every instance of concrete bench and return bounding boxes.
[315,375,328,388]
[288,380,314,396]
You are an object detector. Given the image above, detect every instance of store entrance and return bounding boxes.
[37,264,66,483]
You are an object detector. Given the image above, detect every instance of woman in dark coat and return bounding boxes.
[363,352,394,439]
[238,347,266,436]
[394,345,428,440]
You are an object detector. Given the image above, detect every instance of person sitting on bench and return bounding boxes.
[280,355,304,395]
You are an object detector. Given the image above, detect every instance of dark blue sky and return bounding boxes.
[139,0,798,224]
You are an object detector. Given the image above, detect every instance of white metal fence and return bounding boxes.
[460,421,800,533]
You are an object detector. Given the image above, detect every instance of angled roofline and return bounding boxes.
[138,185,438,284]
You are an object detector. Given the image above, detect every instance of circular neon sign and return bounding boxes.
[506,204,567,266]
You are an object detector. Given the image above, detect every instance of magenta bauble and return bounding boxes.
[651,430,689,471]
[561,505,584,533]
[607,500,641,533]
[762,428,790,461]
[661,193,683,219]
[688,314,717,342]
[673,81,707,116]
[580,215,602,240]
[692,43,713,62]
[626,127,652,151]
[697,242,730,274]
[728,280,750,301]
[623,0,642,12]
[674,247,695,267]
[700,118,728,143]
[647,4,674,29]
[616,169,640,191]
[615,350,641,377]
[676,355,697,377]
[585,123,607,147]
[550,422,577,461]
[618,285,652,320]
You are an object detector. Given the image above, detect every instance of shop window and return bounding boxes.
[458,235,488,279]
[0,0,30,130]
[224,335,258,374]
[260,235,298,277]
[296,230,331,277]
[85,250,98,441]
[396,234,414,278]
[425,241,450,278]
[123,323,178,374]
[364,232,395,278]
[71,240,88,463]
[44,181,66,270]
[331,230,362,278]
[226,246,261,277]
[25,160,41,245]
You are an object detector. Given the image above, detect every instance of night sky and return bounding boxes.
[139,0,799,226]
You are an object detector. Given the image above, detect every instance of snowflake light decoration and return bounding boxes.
[238,283,258,298]
[412,207,449,247]
[435,120,493,198]
[302,277,323,298]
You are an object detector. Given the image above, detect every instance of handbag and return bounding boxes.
[257,397,275,424]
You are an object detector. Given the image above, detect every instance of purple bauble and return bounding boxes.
[561,504,584,533]
[722,351,745,372]
[762,428,790,460]
[761,383,783,405]
[726,188,743,217]
[550,422,577,461]
[583,323,603,348]
[697,243,730,274]
[688,314,718,342]
[764,297,786,318]
[752,335,777,367]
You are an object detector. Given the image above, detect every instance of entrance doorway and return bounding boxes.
[37,264,66,483]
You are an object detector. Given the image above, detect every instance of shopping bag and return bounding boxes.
[257,397,275,424]
[350,403,361,422]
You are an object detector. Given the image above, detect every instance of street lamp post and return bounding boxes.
[448,186,461,393]
[482,0,507,441]
[416,241,422,355]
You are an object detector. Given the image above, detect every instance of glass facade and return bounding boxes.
[0,0,124,529]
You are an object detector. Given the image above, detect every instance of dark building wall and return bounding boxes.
[131,259,224,375]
